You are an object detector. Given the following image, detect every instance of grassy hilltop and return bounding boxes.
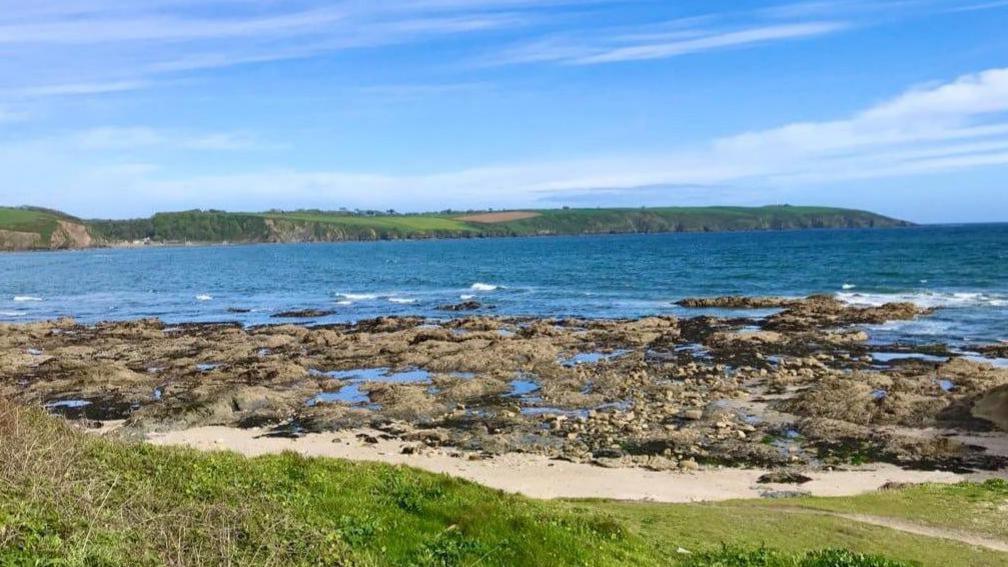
[3,402,1006,566]
[0,207,94,251]
[1,205,912,251]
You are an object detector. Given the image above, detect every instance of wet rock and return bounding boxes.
[272,309,336,319]
[437,301,483,312]
[677,297,801,309]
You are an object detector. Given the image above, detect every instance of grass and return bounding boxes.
[0,207,63,245]
[2,401,1004,566]
[265,212,479,234]
[752,482,1008,540]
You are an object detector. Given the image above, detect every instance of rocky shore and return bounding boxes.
[3,295,1007,477]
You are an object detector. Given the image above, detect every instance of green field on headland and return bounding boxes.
[2,402,1005,566]
[0,204,912,250]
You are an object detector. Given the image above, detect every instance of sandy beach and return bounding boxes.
[147,425,996,503]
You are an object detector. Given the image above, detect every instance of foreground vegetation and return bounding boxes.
[1,402,1005,566]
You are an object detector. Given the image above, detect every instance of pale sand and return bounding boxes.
[145,426,1001,503]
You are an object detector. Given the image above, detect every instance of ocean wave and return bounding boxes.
[838,291,1006,309]
[339,293,377,301]
[13,295,42,302]
[470,282,500,292]
[0,311,23,317]
[841,283,856,290]
[335,300,353,306]
[868,318,954,336]
[195,294,213,301]
[388,297,416,304]
[459,294,475,300]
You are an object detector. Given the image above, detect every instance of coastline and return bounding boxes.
[6,294,1007,490]
[0,203,917,253]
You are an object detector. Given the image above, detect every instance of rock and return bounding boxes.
[436,301,483,312]
[356,433,379,444]
[756,471,813,484]
[878,481,914,491]
[679,459,700,471]
[972,384,1008,431]
[676,296,803,309]
[272,309,336,318]
[682,409,704,421]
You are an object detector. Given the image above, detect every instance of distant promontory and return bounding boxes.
[0,205,913,252]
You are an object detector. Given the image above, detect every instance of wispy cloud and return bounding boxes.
[571,22,847,64]
[944,0,1008,13]
[3,80,153,98]
[8,67,1006,217]
[0,0,542,103]
[0,106,28,123]
[489,17,849,66]
[72,127,263,151]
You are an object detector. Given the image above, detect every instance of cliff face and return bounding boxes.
[48,220,94,249]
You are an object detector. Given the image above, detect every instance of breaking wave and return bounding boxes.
[470,283,500,292]
[339,293,378,301]
[838,291,1007,309]
[13,296,42,302]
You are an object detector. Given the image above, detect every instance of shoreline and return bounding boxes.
[145,424,999,503]
[0,223,925,254]
[5,294,1007,495]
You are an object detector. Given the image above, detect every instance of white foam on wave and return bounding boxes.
[335,300,353,306]
[838,291,1006,309]
[339,293,377,301]
[842,283,857,290]
[0,311,23,317]
[388,297,416,304]
[13,295,42,302]
[459,294,475,300]
[195,294,213,301]
[470,283,500,292]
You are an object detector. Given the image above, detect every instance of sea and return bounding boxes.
[2,224,1006,348]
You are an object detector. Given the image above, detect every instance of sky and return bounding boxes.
[1,1,1007,223]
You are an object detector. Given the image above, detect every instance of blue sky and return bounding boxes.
[1,0,1007,223]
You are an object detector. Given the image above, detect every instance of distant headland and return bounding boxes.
[0,204,913,252]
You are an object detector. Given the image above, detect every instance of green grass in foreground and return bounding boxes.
[1,402,1005,566]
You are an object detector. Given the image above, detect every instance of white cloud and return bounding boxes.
[25,66,1001,213]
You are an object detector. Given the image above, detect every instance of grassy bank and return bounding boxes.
[2,402,1004,566]
[0,207,73,247]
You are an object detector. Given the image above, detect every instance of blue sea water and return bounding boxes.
[2,225,1006,347]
